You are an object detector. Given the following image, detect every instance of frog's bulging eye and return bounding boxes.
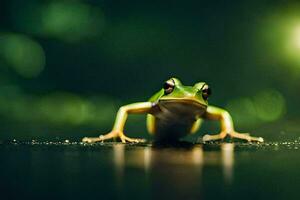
[202,84,211,100]
[163,79,175,95]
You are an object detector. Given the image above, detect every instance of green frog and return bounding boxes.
[82,78,263,143]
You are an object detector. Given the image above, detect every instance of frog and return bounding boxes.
[82,78,264,143]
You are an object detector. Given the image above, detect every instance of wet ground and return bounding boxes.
[1,140,300,200]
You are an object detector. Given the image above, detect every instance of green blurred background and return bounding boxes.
[1,0,300,141]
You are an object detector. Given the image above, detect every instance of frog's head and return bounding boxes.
[159,78,211,108]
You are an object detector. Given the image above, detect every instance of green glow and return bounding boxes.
[41,2,105,42]
[0,87,117,126]
[226,98,259,128]
[37,93,117,126]
[0,33,45,78]
[261,5,300,68]
[38,93,89,125]
[226,89,286,128]
[285,23,300,63]
[291,25,300,49]
[253,89,286,122]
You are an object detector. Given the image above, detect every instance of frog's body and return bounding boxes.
[146,81,207,141]
[82,78,263,143]
[146,100,205,141]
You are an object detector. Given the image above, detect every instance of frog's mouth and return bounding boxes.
[158,98,207,110]
[158,98,207,117]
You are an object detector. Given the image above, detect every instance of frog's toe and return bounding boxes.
[135,138,147,143]
[202,134,220,142]
[120,135,146,143]
[202,134,212,142]
[82,137,94,143]
[82,135,108,143]
[253,137,264,143]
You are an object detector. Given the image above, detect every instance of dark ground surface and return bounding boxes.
[1,140,300,200]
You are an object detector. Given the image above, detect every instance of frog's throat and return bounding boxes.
[158,98,207,109]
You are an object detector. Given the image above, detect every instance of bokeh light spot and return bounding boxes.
[291,25,300,49]
[253,89,286,122]
[226,89,286,128]
[37,93,116,126]
[226,98,258,128]
[0,33,45,78]
[41,2,105,42]
[261,6,300,69]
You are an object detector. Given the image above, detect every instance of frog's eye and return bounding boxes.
[163,79,175,94]
[202,84,211,100]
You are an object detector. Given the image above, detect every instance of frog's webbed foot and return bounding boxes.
[202,131,264,143]
[82,130,146,143]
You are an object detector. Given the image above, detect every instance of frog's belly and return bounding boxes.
[154,117,195,141]
[151,100,206,141]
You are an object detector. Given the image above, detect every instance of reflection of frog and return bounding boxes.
[83,78,263,143]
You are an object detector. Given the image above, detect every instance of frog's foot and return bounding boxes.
[202,131,227,142]
[82,130,146,143]
[119,135,146,143]
[229,131,264,142]
[202,131,264,143]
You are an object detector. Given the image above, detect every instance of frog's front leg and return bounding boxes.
[82,102,153,143]
[202,106,264,142]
